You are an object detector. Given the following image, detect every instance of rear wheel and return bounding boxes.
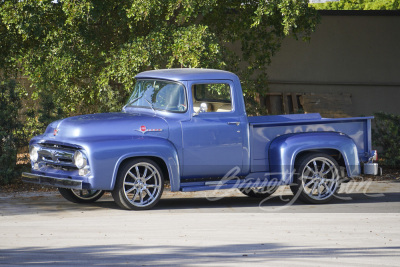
[290,153,341,204]
[112,158,164,210]
[58,188,104,203]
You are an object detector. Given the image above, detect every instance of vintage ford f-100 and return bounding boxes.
[22,69,378,210]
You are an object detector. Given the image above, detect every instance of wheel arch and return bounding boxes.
[268,132,361,184]
[109,138,180,191]
[294,149,347,176]
[117,156,170,184]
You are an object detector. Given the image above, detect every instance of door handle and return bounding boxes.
[227,122,240,126]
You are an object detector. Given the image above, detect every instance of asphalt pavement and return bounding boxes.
[1,181,399,266]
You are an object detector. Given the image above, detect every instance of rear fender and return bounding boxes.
[268,132,360,184]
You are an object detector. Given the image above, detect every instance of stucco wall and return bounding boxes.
[267,12,400,116]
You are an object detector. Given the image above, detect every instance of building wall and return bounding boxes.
[267,11,400,117]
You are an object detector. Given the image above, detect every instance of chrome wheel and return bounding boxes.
[123,162,163,207]
[291,153,341,204]
[112,158,164,210]
[300,157,339,201]
[58,188,104,203]
[71,189,104,200]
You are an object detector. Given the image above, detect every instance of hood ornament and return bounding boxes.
[137,125,162,134]
[53,128,59,136]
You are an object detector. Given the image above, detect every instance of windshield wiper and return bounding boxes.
[122,95,156,115]
[144,98,157,115]
[123,96,142,110]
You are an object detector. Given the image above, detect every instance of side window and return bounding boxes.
[192,83,232,113]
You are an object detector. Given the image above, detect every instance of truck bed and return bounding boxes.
[248,113,373,172]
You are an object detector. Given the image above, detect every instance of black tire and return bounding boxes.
[58,188,105,203]
[239,186,279,198]
[290,153,341,204]
[112,158,164,210]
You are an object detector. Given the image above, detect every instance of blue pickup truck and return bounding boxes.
[22,69,378,210]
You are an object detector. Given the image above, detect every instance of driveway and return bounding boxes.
[1,181,399,266]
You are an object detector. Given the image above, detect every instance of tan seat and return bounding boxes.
[215,103,232,112]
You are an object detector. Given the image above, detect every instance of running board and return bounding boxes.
[180,178,280,192]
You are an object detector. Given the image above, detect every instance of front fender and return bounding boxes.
[80,136,180,191]
[269,132,360,183]
[110,137,180,191]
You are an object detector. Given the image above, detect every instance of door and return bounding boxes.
[181,81,245,178]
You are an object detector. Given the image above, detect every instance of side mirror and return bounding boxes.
[193,102,208,116]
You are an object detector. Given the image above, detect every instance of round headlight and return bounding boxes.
[29,145,40,162]
[74,151,87,169]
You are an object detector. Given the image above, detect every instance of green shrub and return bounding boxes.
[312,0,400,10]
[0,79,26,185]
[372,112,400,167]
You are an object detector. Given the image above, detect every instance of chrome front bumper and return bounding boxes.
[22,172,83,189]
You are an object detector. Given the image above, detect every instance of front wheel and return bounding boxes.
[58,188,104,203]
[290,153,341,204]
[112,158,164,210]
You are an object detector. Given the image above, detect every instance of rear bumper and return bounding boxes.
[22,172,83,190]
[363,163,380,175]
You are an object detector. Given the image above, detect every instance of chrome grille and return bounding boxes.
[37,143,77,168]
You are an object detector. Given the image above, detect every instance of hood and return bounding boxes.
[43,113,169,139]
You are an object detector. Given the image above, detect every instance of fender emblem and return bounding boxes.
[53,128,59,136]
[137,125,162,134]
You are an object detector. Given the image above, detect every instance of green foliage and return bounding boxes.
[0,1,320,184]
[0,79,26,184]
[372,112,400,167]
[0,0,319,123]
[312,0,400,10]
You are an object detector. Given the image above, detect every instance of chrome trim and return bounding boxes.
[205,181,223,186]
[37,145,76,167]
[22,172,83,189]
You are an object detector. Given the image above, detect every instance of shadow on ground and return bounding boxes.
[1,190,399,216]
[1,243,400,265]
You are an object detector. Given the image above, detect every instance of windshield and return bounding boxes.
[126,80,187,113]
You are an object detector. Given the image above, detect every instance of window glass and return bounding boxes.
[126,80,187,112]
[192,83,232,112]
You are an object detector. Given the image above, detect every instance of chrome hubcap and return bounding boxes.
[123,162,162,207]
[301,157,339,201]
